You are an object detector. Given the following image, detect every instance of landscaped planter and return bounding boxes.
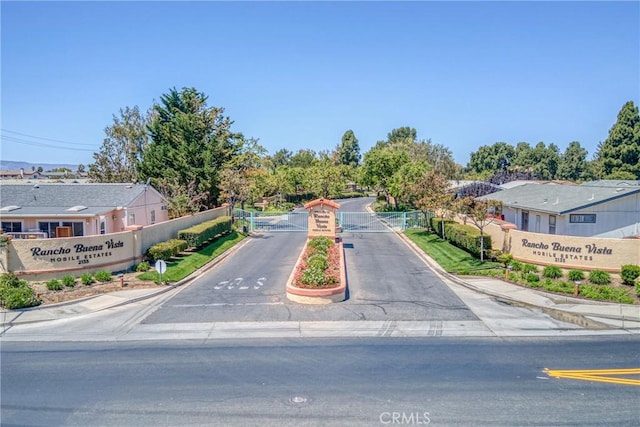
[286,237,347,304]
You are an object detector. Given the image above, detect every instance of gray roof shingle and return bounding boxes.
[478,182,640,215]
[0,183,153,217]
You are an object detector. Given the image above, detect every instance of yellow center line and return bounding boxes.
[543,368,640,386]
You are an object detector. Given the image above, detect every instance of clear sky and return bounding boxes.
[1,1,638,168]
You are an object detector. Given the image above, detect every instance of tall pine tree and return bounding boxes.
[596,101,640,179]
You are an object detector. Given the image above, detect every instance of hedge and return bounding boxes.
[430,217,454,237]
[178,216,232,249]
[444,222,492,259]
[147,239,188,262]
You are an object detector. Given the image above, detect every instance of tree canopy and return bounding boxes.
[595,100,640,179]
[137,87,242,214]
[88,106,150,183]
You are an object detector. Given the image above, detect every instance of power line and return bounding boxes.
[1,135,96,152]
[1,129,96,147]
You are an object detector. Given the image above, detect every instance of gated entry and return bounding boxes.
[234,209,429,233]
[234,210,308,232]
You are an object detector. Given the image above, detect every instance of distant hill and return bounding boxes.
[0,160,80,172]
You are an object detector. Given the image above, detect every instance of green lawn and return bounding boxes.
[403,229,502,273]
[138,231,246,283]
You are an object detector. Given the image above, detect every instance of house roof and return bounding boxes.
[0,183,161,217]
[477,182,640,215]
[304,198,341,210]
[581,180,640,188]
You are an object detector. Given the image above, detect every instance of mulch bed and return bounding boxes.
[31,273,161,306]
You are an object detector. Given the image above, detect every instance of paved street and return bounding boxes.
[2,337,638,426]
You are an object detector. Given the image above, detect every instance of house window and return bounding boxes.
[150,210,156,224]
[100,220,106,235]
[549,215,556,234]
[1,222,22,233]
[39,221,83,238]
[521,211,529,231]
[570,214,596,223]
[128,213,136,224]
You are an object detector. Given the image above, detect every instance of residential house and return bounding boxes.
[478,180,640,238]
[0,183,169,238]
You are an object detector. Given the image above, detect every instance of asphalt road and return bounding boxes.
[2,337,638,426]
[143,197,476,323]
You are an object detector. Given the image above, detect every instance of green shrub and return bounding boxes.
[543,280,576,295]
[81,273,94,286]
[61,275,76,288]
[588,270,611,285]
[136,261,150,272]
[430,218,454,238]
[543,266,563,279]
[635,282,640,297]
[178,216,232,249]
[443,222,492,259]
[0,273,41,309]
[509,260,523,272]
[307,236,333,254]
[526,273,540,283]
[307,253,329,271]
[522,263,538,274]
[496,253,513,267]
[568,270,585,282]
[147,239,188,262]
[46,279,63,291]
[580,284,634,304]
[620,264,640,286]
[94,270,112,283]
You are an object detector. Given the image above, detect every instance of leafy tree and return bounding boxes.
[271,148,293,169]
[412,171,452,237]
[595,101,640,179]
[218,138,267,211]
[389,161,431,208]
[88,105,150,183]
[467,142,516,176]
[138,87,242,214]
[290,149,318,168]
[308,161,346,198]
[387,126,417,144]
[557,141,588,181]
[457,197,503,262]
[359,145,410,208]
[336,130,361,167]
[77,164,85,174]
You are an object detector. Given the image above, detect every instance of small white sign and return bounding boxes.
[155,259,167,274]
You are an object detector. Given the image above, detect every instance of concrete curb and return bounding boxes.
[0,234,254,326]
[395,231,638,330]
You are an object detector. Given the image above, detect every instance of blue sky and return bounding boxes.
[1,1,638,168]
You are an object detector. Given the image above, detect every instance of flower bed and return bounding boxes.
[286,236,347,304]
[292,236,340,288]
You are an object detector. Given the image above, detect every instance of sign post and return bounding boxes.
[155,259,167,284]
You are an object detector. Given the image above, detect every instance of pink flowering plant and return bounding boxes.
[293,236,340,288]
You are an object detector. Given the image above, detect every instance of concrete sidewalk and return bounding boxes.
[1,235,639,331]
[2,269,639,332]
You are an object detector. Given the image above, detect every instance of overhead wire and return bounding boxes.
[1,129,97,152]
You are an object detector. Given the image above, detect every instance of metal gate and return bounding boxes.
[235,209,430,233]
[234,210,308,232]
[338,211,428,232]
